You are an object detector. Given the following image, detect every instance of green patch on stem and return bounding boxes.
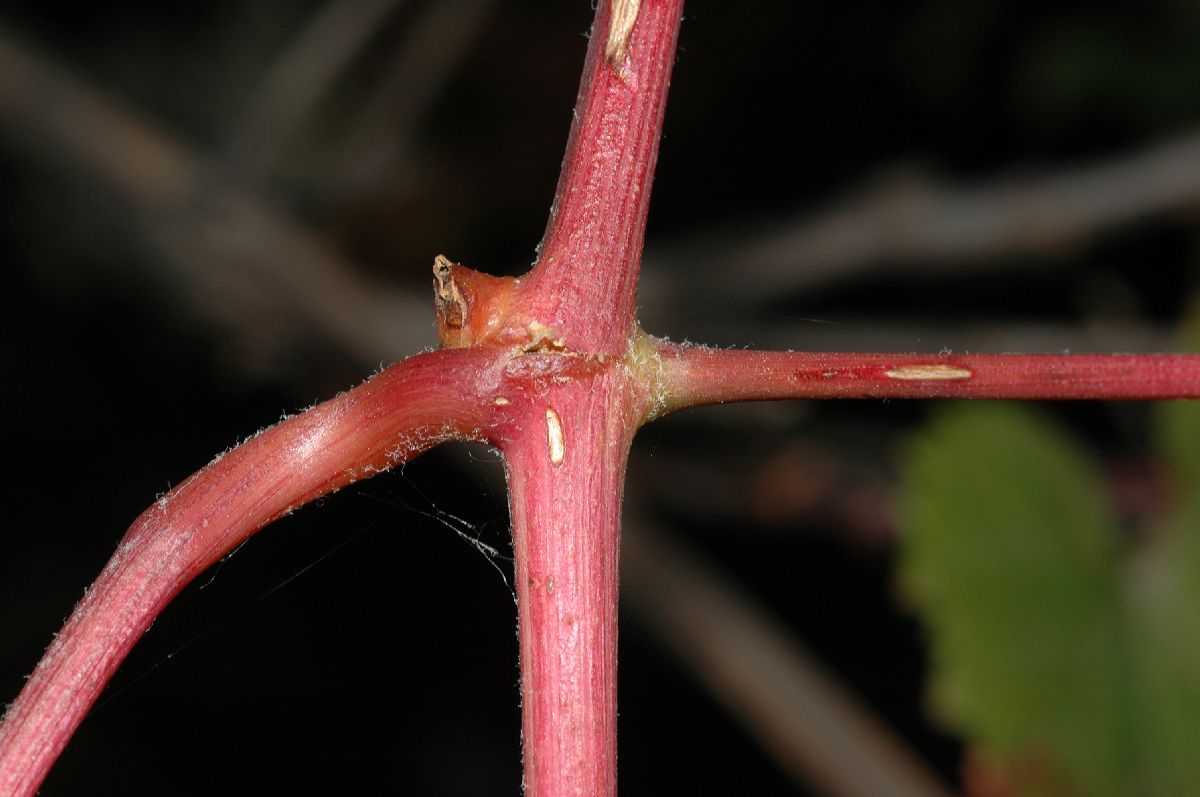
[899,399,1200,797]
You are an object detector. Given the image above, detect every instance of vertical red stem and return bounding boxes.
[516,0,685,353]
[499,376,642,797]
[496,6,685,791]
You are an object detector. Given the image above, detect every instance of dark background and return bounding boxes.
[2,1,1197,794]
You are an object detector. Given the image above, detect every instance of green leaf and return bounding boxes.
[1155,302,1200,491]
[900,403,1130,796]
[901,305,1200,796]
[1127,498,1200,796]
[1137,304,1200,793]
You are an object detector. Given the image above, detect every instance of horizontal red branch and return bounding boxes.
[0,347,506,797]
[657,344,1200,407]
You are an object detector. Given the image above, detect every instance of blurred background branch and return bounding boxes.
[0,25,431,381]
[228,0,411,177]
[623,517,956,797]
[642,132,1200,309]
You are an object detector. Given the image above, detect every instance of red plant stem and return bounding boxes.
[483,3,684,791]
[8,0,1196,793]
[0,348,505,797]
[658,344,1200,406]
[515,0,684,353]
[497,376,643,797]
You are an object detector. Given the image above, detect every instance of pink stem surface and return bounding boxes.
[0,348,506,797]
[498,374,643,797]
[659,344,1200,405]
[491,3,685,792]
[516,0,684,353]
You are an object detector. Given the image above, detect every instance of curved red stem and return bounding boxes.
[0,348,506,797]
